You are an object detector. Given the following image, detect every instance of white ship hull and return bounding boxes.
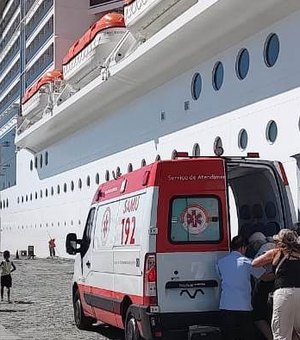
[2,0,300,257]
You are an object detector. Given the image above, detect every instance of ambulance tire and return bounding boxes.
[125,312,143,340]
[73,290,95,330]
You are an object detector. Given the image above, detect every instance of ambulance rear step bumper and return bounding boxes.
[129,305,221,340]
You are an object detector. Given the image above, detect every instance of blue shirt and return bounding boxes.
[216,251,265,311]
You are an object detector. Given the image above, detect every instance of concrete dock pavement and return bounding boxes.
[0,324,20,340]
[0,257,124,340]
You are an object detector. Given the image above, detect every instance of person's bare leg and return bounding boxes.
[255,320,273,340]
[7,288,11,303]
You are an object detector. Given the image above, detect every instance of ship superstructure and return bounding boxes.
[1,0,300,257]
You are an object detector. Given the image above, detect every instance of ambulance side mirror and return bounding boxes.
[66,233,81,255]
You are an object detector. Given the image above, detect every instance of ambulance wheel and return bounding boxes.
[125,313,143,340]
[73,291,94,330]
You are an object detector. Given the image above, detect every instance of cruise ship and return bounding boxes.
[0,0,300,257]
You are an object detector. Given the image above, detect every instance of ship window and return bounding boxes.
[236,48,249,80]
[141,159,146,167]
[191,73,202,100]
[30,160,33,171]
[57,185,60,194]
[127,163,133,172]
[264,33,279,67]
[266,120,278,144]
[238,129,248,150]
[64,183,67,193]
[155,155,161,161]
[105,170,110,181]
[34,157,38,168]
[171,149,177,160]
[95,173,100,184]
[87,176,90,187]
[45,152,49,165]
[212,61,224,91]
[213,136,224,156]
[78,179,82,189]
[192,143,200,156]
[40,154,43,168]
[71,181,74,191]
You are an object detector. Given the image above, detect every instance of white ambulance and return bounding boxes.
[66,153,296,339]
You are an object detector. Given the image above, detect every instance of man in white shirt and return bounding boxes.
[216,235,266,340]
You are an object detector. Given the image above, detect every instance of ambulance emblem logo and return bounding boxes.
[180,204,209,235]
[101,207,111,245]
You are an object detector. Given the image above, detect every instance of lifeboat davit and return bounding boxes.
[62,13,126,88]
[124,0,197,40]
[21,70,63,121]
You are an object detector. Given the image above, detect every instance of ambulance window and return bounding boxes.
[81,208,96,256]
[169,196,221,243]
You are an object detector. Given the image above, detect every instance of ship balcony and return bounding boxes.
[15,0,300,153]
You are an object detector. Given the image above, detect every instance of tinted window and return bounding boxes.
[236,48,249,80]
[264,33,279,67]
[191,73,202,100]
[212,62,224,90]
[169,196,221,243]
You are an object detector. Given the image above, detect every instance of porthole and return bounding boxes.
[30,160,33,171]
[155,155,161,161]
[86,176,90,187]
[212,61,224,91]
[64,183,67,193]
[105,170,110,181]
[236,48,249,80]
[192,143,200,156]
[266,120,278,144]
[70,181,74,191]
[95,173,100,184]
[171,149,177,160]
[78,178,82,189]
[57,185,60,194]
[264,33,280,67]
[141,159,146,167]
[127,163,133,172]
[40,154,43,168]
[238,129,248,150]
[213,136,224,156]
[45,152,49,165]
[191,73,202,100]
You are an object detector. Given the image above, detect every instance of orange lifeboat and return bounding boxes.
[21,70,63,121]
[124,0,197,40]
[62,12,126,88]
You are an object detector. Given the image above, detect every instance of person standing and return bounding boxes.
[216,235,266,340]
[0,250,16,303]
[252,229,300,340]
[48,238,56,257]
